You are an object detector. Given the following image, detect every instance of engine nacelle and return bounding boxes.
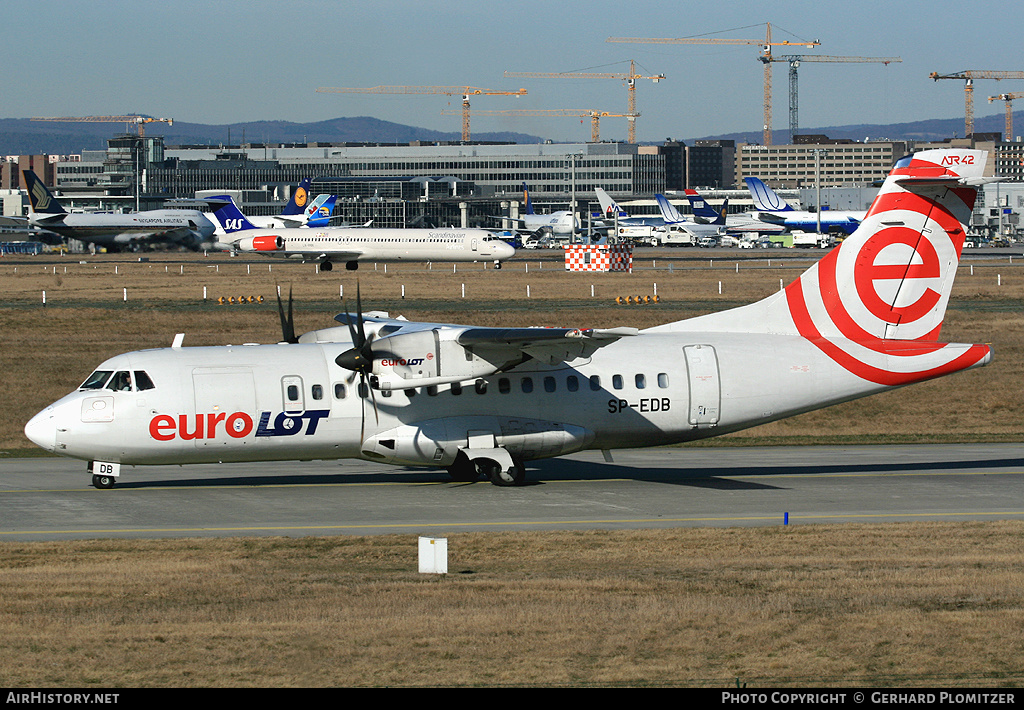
[369,328,523,390]
[236,235,284,252]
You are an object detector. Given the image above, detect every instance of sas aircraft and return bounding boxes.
[25,149,993,488]
[201,178,337,237]
[207,197,514,271]
[744,176,865,235]
[22,170,216,251]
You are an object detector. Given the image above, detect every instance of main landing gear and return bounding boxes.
[92,474,116,489]
[446,451,526,487]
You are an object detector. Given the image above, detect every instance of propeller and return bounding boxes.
[275,284,298,344]
[334,283,379,438]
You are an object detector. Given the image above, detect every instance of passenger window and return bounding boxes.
[658,373,669,388]
[544,376,556,393]
[612,374,623,390]
[107,371,132,392]
[635,374,646,389]
[134,371,155,391]
[521,377,533,393]
[81,371,112,390]
[334,383,347,399]
[589,375,601,391]
[475,380,487,395]
[566,375,579,392]
[499,378,511,394]
[312,384,323,400]
[287,384,300,401]
[358,382,369,399]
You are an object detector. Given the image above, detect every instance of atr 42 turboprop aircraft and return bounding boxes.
[207,197,515,271]
[22,170,216,251]
[26,149,993,489]
[744,176,865,235]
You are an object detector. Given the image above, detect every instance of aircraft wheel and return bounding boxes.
[345,261,359,271]
[482,458,525,487]
[320,261,334,272]
[494,261,502,270]
[92,474,115,490]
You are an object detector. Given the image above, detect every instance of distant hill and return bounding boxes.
[1,112,1019,156]
[0,116,545,155]
[684,111,1021,145]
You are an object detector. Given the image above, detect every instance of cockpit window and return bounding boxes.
[80,371,113,390]
[134,371,155,391]
[107,371,132,392]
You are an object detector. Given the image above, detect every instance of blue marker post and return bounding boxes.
[784,512,789,526]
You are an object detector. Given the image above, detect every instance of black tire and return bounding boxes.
[92,474,115,490]
[483,458,526,487]
[320,260,334,271]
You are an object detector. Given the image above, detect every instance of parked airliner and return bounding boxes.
[201,178,337,237]
[207,197,515,271]
[22,170,215,251]
[25,149,993,488]
[744,176,865,235]
[683,189,785,234]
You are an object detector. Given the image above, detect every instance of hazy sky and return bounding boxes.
[7,0,1024,142]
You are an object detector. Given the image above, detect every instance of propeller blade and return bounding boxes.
[276,284,297,344]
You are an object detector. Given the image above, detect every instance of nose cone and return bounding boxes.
[24,407,56,453]
[497,241,516,260]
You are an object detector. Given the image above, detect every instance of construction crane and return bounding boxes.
[770,55,901,141]
[314,85,526,142]
[503,60,664,144]
[440,108,636,142]
[31,115,173,137]
[930,70,1024,137]
[988,92,1024,140]
[607,23,820,146]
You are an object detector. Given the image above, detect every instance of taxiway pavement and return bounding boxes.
[2,443,1023,541]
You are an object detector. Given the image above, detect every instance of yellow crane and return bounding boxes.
[988,92,1024,139]
[31,115,173,137]
[440,108,636,142]
[503,60,664,144]
[314,85,527,141]
[930,70,1024,136]
[607,23,820,146]
[770,55,901,140]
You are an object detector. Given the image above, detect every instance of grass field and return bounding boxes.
[2,249,1024,687]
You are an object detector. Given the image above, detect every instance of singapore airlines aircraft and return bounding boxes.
[208,197,515,271]
[25,149,992,488]
[22,170,216,251]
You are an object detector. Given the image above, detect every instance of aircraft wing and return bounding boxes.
[456,326,638,365]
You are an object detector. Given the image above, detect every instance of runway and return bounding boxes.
[3,443,1024,541]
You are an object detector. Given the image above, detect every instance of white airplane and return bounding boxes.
[744,177,865,235]
[206,198,515,271]
[25,149,993,489]
[594,188,664,227]
[22,170,216,251]
[496,184,577,236]
[683,189,786,235]
[653,193,727,238]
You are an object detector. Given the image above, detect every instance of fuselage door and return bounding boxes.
[683,344,720,427]
[471,237,478,252]
[282,375,304,413]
